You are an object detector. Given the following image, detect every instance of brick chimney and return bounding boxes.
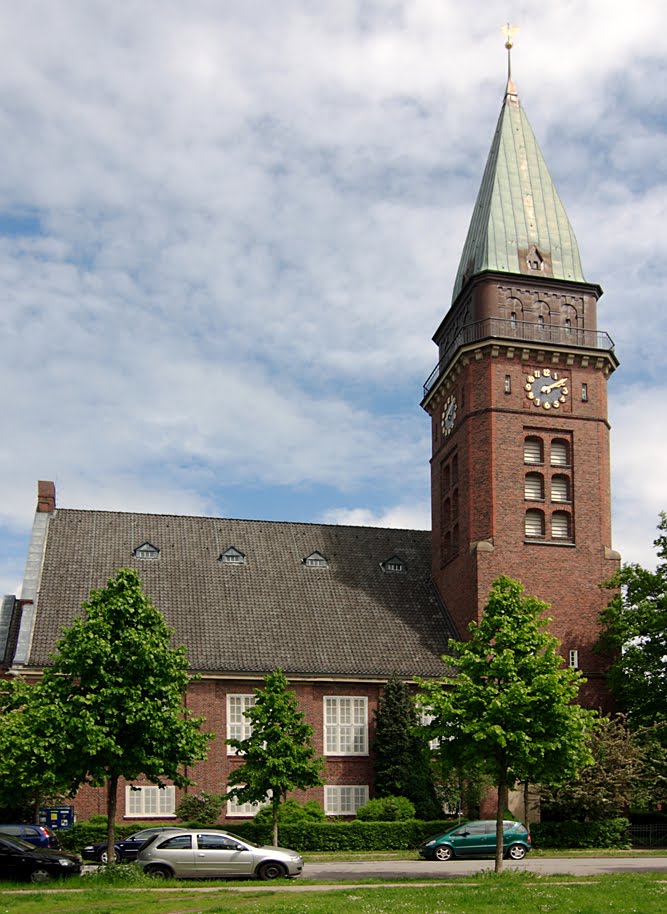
[37,480,56,513]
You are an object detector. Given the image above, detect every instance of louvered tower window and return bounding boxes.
[552,511,571,539]
[524,437,543,464]
[525,510,545,538]
[525,473,544,501]
[551,475,570,503]
[551,440,569,466]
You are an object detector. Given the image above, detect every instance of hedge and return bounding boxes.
[530,818,631,849]
[60,816,632,854]
[59,818,458,854]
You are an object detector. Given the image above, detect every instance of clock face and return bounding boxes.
[441,394,457,436]
[525,368,569,410]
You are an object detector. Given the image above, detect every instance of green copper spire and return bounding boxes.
[451,75,586,303]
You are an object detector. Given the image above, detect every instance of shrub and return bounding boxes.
[356,796,416,821]
[176,790,224,823]
[254,799,325,826]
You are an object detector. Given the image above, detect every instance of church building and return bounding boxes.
[1,65,619,823]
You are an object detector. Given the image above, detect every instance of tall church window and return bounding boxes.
[525,509,545,538]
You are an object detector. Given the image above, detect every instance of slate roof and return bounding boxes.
[24,508,455,679]
[451,78,585,302]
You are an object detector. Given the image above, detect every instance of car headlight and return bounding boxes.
[58,858,75,866]
[424,840,436,847]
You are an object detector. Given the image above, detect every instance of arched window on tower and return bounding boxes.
[524,436,543,465]
[525,509,545,539]
[551,475,570,503]
[552,511,571,540]
[551,439,569,467]
[525,473,544,501]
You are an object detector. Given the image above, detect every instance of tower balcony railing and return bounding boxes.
[422,318,616,397]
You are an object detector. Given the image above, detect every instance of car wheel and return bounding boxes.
[144,864,173,879]
[434,845,454,861]
[257,861,287,880]
[99,848,120,864]
[507,843,527,860]
[29,867,52,883]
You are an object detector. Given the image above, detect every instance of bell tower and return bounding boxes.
[421,56,619,707]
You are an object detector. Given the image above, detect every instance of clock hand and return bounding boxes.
[540,378,567,393]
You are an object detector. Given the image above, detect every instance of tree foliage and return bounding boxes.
[372,676,441,819]
[599,513,667,739]
[540,714,663,819]
[0,570,212,859]
[0,678,70,819]
[355,795,415,821]
[419,575,594,872]
[176,790,225,824]
[226,669,324,845]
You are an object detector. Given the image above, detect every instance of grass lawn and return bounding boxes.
[0,873,666,914]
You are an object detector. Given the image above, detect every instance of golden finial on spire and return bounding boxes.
[501,22,519,80]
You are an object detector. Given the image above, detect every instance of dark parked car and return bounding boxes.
[0,833,82,883]
[0,824,60,849]
[419,819,531,861]
[82,826,182,864]
[136,828,304,880]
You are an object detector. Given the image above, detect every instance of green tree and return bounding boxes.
[226,670,324,846]
[3,570,212,862]
[0,678,70,820]
[540,714,659,819]
[373,676,441,819]
[599,513,667,739]
[419,576,594,872]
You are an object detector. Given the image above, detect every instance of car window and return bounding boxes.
[0,826,22,836]
[157,835,192,850]
[0,834,35,851]
[197,834,240,850]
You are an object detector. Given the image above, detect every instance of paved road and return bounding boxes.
[303,856,667,880]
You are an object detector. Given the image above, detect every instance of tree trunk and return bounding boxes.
[272,798,279,847]
[495,774,509,874]
[523,780,530,825]
[105,773,119,866]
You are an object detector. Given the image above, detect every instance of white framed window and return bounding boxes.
[525,509,545,539]
[420,710,440,751]
[582,383,588,402]
[552,511,571,540]
[569,649,579,669]
[126,785,175,817]
[524,437,543,465]
[227,790,271,817]
[551,475,570,503]
[504,374,511,393]
[551,439,569,467]
[324,697,368,755]
[325,785,369,816]
[227,694,256,754]
[525,473,544,501]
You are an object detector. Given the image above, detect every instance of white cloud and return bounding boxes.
[1,0,666,596]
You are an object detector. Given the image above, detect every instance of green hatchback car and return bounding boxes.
[419,819,531,861]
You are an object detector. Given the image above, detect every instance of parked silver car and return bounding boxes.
[136,828,303,880]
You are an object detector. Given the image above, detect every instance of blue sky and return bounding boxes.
[2,0,666,597]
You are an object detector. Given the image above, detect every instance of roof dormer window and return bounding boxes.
[381,556,406,573]
[304,551,328,568]
[220,546,246,565]
[134,542,160,560]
